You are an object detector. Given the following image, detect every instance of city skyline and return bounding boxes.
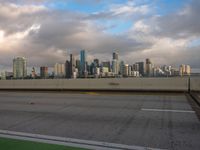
[0,51,195,76]
[0,0,200,72]
[0,50,193,80]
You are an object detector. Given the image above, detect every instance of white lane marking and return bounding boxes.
[141,108,195,113]
[0,129,165,150]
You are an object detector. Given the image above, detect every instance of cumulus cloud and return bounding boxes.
[154,0,200,39]
[113,2,148,14]
[0,0,199,73]
[87,1,149,20]
[0,3,46,18]
[124,0,200,68]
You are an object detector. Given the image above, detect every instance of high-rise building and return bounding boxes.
[13,57,27,79]
[112,59,119,75]
[101,67,109,73]
[0,71,6,80]
[94,59,99,67]
[70,54,76,78]
[146,58,153,77]
[133,63,139,72]
[1,71,13,80]
[76,59,81,74]
[7,72,13,78]
[171,68,179,76]
[112,52,119,75]
[94,67,100,77]
[128,65,132,76]
[65,60,70,78]
[124,64,129,77]
[31,67,36,78]
[161,65,172,76]
[179,64,191,76]
[185,65,191,75]
[40,66,48,79]
[136,62,145,76]
[102,61,111,72]
[89,62,95,75]
[113,52,119,60]
[119,61,125,75]
[80,50,86,76]
[54,63,65,78]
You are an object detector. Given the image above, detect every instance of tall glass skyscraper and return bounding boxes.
[80,50,86,76]
[13,57,27,79]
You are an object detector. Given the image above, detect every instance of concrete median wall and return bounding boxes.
[190,77,200,91]
[0,77,193,92]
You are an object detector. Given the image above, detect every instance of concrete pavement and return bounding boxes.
[0,91,199,150]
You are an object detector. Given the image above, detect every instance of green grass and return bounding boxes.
[0,137,87,150]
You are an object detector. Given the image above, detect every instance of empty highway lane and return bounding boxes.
[0,91,199,150]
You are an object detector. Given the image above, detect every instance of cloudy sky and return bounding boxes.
[0,0,200,72]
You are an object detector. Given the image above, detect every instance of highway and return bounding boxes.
[0,91,199,150]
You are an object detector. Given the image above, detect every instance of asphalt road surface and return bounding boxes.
[0,91,199,150]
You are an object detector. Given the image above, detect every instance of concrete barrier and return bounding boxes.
[0,77,190,92]
[190,77,200,92]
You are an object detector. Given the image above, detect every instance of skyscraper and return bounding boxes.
[185,65,191,75]
[119,61,125,75]
[65,60,70,78]
[146,58,153,77]
[13,57,27,79]
[136,62,145,76]
[112,59,118,75]
[179,64,191,76]
[80,50,86,76]
[113,52,119,60]
[54,63,65,78]
[128,65,132,76]
[124,64,129,77]
[40,66,48,79]
[76,59,81,74]
[112,51,119,75]
[133,63,139,72]
[70,54,76,78]
[94,59,99,67]
[31,67,36,78]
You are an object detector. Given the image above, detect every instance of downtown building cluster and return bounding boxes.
[0,50,191,80]
[52,50,191,79]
